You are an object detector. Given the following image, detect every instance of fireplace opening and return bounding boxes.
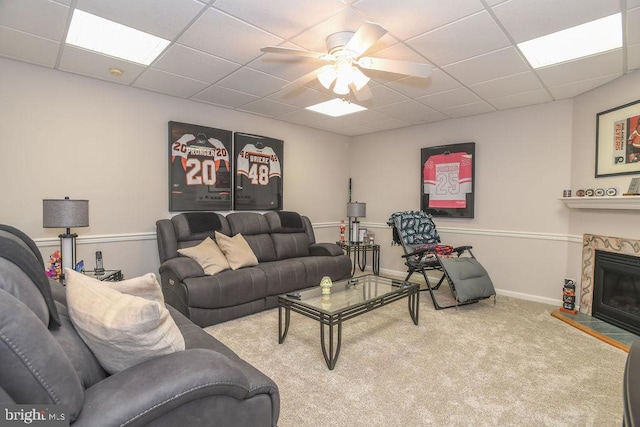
[593,250,640,336]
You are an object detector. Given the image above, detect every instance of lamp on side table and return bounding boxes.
[43,196,89,280]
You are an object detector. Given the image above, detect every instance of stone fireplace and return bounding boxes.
[580,234,640,333]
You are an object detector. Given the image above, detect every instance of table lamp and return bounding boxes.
[43,197,89,278]
[347,202,366,243]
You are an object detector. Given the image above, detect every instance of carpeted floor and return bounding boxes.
[205,292,628,427]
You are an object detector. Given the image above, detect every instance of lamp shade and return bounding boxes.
[347,202,366,218]
[43,198,89,228]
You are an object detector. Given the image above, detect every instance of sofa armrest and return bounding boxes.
[74,349,278,427]
[159,256,205,281]
[309,242,344,257]
[624,341,640,427]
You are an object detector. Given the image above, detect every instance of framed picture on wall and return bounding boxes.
[421,142,475,218]
[168,121,233,211]
[234,132,283,210]
[595,99,640,177]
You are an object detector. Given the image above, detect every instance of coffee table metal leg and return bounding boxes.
[279,305,291,344]
[320,315,342,370]
[408,289,419,325]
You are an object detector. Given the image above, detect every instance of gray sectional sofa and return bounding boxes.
[156,211,352,327]
[0,225,279,426]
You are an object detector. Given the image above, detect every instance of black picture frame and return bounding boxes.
[595,99,640,177]
[233,132,283,211]
[421,142,475,218]
[168,121,233,212]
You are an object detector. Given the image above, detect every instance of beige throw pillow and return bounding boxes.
[178,237,230,275]
[65,269,185,374]
[214,231,259,270]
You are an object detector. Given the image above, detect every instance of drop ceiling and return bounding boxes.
[1,0,638,136]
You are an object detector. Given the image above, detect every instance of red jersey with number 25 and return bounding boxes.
[423,152,472,208]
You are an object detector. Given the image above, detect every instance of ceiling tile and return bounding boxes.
[192,85,259,108]
[535,49,623,87]
[488,89,552,110]
[628,7,640,45]
[134,69,209,98]
[267,87,333,108]
[492,0,621,43]
[213,0,346,40]
[0,0,69,41]
[357,85,408,109]
[418,87,481,110]
[442,47,529,86]
[407,11,510,66]
[217,67,288,97]
[368,117,412,131]
[75,0,206,40]
[404,109,449,125]
[58,46,146,84]
[178,8,282,64]
[277,109,332,125]
[548,73,622,99]
[152,44,240,84]
[373,100,437,119]
[386,69,462,98]
[469,72,543,99]
[238,98,298,117]
[629,44,640,71]
[0,27,59,68]
[439,101,495,118]
[353,0,484,39]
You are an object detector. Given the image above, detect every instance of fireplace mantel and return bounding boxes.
[560,196,640,210]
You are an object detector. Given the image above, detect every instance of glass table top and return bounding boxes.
[280,275,417,314]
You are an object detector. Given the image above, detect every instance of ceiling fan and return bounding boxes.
[261,22,432,101]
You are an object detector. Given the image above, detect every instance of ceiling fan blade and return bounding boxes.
[357,57,432,78]
[282,69,321,90]
[351,83,373,101]
[344,22,387,57]
[261,46,334,61]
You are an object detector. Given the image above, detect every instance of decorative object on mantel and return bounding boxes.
[576,189,585,197]
[595,99,640,177]
[606,187,618,196]
[625,177,640,195]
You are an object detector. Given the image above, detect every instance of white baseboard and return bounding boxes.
[378,267,561,307]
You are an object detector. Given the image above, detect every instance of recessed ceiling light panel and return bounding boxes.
[518,13,622,69]
[306,98,367,117]
[66,9,170,66]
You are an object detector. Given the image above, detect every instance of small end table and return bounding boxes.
[83,269,123,282]
[336,241,380,275]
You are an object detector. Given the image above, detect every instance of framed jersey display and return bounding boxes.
[168,121,233,211]
[421,142,475,218]
[234,132,283,211]
[595,99,640,177]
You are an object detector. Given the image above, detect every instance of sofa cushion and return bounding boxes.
[65,269,185,374]
[215,232,258,270]
[178,237,230,275]
[172,212,231,243]
[185,268,268,309]
[271,233,311,260]
[265,211,305,233]
[226,212,277,262]
[0,289,84,422]
[0,237,60,328]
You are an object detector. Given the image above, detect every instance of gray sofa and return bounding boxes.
[624,340,640,427]
[156,211,352,327]
[0,225,279,426]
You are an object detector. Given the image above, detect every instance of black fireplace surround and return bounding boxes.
[593,250,640,336]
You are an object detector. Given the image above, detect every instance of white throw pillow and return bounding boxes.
[178,237,230,275]
[65,269,185,374]
[214,231,259,270]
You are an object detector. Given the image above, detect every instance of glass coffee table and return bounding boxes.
[278,275,419,370]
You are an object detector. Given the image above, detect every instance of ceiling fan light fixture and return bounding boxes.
[317,65,337,89]
[350,67,370,91]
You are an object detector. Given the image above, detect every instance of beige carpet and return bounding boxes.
[205,294,628,427]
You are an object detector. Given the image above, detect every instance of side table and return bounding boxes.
[336,241,380,275]
[83,269,123,282]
